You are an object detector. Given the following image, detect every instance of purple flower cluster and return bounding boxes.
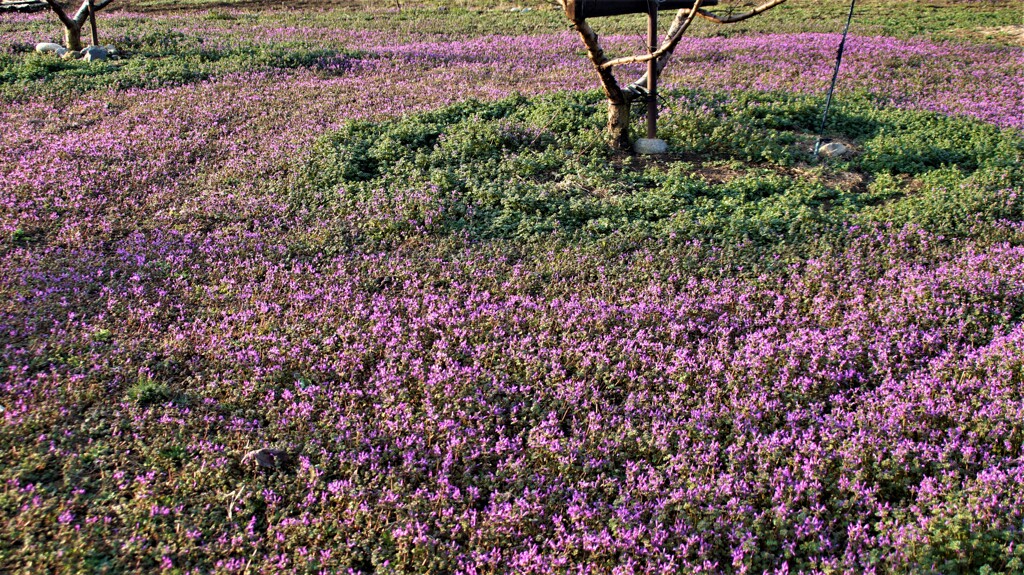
[3,221,1024,572]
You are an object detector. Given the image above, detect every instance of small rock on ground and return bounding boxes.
[818,142,849,158]
[35,42,66,56]
[241,448,290,470]
[82,46,108,62]
[634,138,669,155]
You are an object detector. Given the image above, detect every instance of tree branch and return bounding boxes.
[695,0,787,24]
[570,15,627,105]
[73,0,113,25]
[599,0,704,70]
[43,0,77,29]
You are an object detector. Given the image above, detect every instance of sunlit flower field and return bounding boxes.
[1,1,1023,573]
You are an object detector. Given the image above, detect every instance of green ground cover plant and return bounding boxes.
[294,91,1022,248]
[0,26,363,99]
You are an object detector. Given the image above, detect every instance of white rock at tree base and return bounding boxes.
[35,42,66,56]
[818,142,848,158]
[634,138,669,155]
[82,46,108,62]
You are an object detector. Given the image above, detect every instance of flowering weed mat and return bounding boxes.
[3,85,1024,574]
[3,0,1024,572]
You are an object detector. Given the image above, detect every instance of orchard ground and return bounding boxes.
[1,1,1024,573]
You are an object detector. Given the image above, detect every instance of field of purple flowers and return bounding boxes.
[2,1,1024,573]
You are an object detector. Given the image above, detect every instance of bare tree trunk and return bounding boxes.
[64,23,82,51]
[608,101,632,151]
[44,0,114,51]
[560,0,790,151]
[568,16,637,150]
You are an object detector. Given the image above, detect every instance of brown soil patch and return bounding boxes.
[607,132,868,195]
[974,25,1024,45]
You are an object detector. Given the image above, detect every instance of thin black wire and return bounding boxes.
[814,0,857,157]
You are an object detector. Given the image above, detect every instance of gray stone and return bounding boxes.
[35,42,66,56]
[818,142,848,158]
[241,448,291,470]
[634,138,669,155]
[82,46,108,62]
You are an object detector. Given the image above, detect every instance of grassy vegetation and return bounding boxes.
[6,0,1023,49]
[4,0,1019,100]
[172,0,1022,42]
[0,26,364,99]
[3,0,1018,101]
[107,0,1024,42]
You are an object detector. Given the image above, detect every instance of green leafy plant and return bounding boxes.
[292,90,1024,248]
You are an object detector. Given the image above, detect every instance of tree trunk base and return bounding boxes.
[64,25,83,51]
[607,101,632,151]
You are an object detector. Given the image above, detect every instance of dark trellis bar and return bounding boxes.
[0,0,48,13]
[87,0,98,45]
[565,0,718,20]
[646,8,658,138]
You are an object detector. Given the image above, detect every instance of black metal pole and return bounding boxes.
[88,0,99,46]
[647,8,658,139]
[814,0,856,156]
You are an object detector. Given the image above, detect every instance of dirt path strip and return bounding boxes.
[978,25,1024,45]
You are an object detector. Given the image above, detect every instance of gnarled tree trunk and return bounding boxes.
[567,17,639,150]
[607,101,632,151]
[560,0,790,150]
[43,0,113,51]
[63,23,82,51]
